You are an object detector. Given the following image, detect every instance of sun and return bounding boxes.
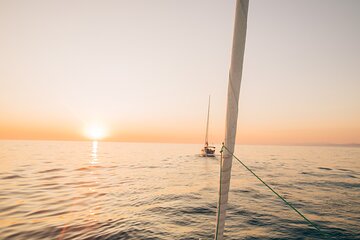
[84,123,107,140]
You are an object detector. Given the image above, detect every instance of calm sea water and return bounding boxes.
[0,141,359,240]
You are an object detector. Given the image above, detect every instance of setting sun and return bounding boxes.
[84,123,107,140]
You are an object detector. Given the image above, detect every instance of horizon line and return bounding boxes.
[0,138,359,147]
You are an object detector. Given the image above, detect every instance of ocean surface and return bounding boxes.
[0,141,359,240]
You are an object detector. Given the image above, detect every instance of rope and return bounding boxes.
[214,148,223,240]
[221,144,331,239]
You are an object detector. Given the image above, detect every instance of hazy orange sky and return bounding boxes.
[1,0,360,144]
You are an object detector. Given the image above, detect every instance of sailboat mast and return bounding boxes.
[215,1,249,239]
[205,95,211,144]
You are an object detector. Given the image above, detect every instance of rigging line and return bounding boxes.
[221,144,331,239]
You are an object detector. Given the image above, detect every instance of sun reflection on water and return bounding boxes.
[87,141,102,223]
[91,141,98,164]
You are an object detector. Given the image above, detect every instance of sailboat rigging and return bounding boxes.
[200,95,216,157]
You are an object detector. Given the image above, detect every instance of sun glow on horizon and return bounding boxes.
[84,123,108,140]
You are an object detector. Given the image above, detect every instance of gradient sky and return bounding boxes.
[0,0,359,144]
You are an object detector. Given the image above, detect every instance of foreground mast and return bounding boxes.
[214,1,249,239]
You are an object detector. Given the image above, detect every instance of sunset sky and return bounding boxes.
[0,0,359,144]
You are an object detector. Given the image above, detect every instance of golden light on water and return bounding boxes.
[91,140,98,164]
[84,123,107,140]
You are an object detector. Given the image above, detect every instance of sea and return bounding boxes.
[0,141,359,240]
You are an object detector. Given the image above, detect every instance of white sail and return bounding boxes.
[214,0,249,239]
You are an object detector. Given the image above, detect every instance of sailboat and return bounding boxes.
[200,95,216,157]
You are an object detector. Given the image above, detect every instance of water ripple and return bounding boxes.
[0,141,359,240]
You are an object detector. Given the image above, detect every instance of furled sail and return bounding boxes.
[214,0,249,239]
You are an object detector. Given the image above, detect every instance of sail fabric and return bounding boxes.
[215,0,249,239]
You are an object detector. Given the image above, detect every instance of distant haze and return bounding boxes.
[0,0,359,144]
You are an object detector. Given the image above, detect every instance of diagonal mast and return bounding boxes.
[214,0,249,239]
[205,95,211,145]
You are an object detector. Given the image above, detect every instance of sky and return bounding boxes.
[0,0,359,145]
